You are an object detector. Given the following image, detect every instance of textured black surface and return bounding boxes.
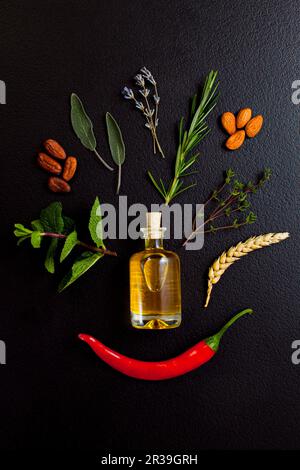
[0,0,299,451]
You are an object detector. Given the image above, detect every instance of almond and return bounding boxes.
[37,153,62,175]
[44,139,66,160]
[245,115,263,138]
[48,176,71,193]
[225,130,245,150]
[236,108,252,128]
[63,156,77,181]
[221,112,236,135]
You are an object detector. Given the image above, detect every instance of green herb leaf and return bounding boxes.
[60,230,78,262]
[246,211,257,224]
[225,168,235,183]
[17,235,31,246]
[58,251,103,292]
[31,231,42,248]
[106,112,125,194]
[106,112,125,165]
[88,197,105,248]
[190,94,198,118]
[62,216,75,234]
[147,171,166,199]
[31,219,44,231]
[70,93,96,151]
[40,202,64,234]
[14,223,32,237]
[44,239,58,274]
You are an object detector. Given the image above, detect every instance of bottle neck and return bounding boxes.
[145,237,164,249]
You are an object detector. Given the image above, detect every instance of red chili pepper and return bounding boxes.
[78,308,253,381]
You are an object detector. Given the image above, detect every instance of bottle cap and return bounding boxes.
[146,212,161,231]
[142,212,165,239]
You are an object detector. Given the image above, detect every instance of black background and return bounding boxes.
[0,0,299,451]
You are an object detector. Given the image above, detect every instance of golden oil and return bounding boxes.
[130,212,181,330]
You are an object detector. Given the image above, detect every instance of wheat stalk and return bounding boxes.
[204,232,290,308]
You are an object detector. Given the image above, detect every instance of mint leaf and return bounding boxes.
[17,235,31,246]
[88,197,105,248]
[58,251,103,292]
[14,223,31,232]
[31,231,41,248]
[60,230,78,262]
[14,223,32,237]
[44,239,58,273]
[31,219,44,231]
[40,202,64,234]
[62,216,75,234]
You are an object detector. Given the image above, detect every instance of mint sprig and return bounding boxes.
[14,198,116,291]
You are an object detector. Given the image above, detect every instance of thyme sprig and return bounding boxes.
[122,67,164,158]
[148,70,219,205]
[183,168,271,245]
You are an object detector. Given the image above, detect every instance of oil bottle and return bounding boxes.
[130,212,181,330]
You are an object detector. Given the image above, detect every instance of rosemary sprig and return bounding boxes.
[122,67,164,158]
[148,70,219,205]
[183,168,271,245]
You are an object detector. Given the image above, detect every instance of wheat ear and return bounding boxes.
[204,232,290,308]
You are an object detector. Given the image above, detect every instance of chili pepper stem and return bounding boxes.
[206,308,253,352]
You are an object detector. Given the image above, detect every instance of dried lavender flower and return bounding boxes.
[134,74,145,87]
[135,101,145,111]
[122,66,164,158]
[122,87,134,100]
[139,88,150,98]
[141,67,156,85]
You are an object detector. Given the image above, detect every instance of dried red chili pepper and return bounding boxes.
[78,308,253,381]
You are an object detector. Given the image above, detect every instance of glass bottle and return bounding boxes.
[130,212,181,330]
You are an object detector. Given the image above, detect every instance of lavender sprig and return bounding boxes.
[122,67,165,158]
[141,67,161,135]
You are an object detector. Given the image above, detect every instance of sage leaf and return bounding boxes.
[106,112,125,194]
[106,112,125,165]
[44,239,58,274]
[70,93,96,151]
[40,202,64,234]
[31,231,42,248]
[58,251,103,292]
[31,219,44,231]
[88,197,105,248]
[60,230,78,262]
